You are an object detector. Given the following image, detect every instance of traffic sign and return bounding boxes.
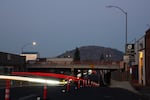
[126,44,135,62]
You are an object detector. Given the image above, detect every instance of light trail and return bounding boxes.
[0,75,67,85]
[12,72,82,82]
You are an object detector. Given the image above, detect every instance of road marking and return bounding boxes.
[19,94,37,100]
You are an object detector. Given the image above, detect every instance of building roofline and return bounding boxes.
[0,51,21,57]
[146,28,150,34]
[21,52,39,54]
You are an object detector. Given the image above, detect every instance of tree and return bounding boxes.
[73,47,80,62]
[100,53,104,61]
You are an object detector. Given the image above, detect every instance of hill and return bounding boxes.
[57,46,124,61]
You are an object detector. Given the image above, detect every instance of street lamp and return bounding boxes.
[21,41,37,53]
[106,5,128,54]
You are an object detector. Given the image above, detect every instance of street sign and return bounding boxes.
[123,55,129,63]
[126,44,135,62]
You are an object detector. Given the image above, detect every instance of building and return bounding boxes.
[135,35,146,85]
[0,52,26,74]
[20,52,39,62]
[134,28,150,86]
[145,28,150,86]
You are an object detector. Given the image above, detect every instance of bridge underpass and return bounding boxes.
[26,61,124,86]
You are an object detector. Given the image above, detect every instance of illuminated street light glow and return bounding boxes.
[0,75,67,85]
[32,41,36,46]
[21,41,37,53]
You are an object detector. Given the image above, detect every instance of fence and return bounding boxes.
[111,70,130,81]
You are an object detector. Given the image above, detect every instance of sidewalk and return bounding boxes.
[109,79,150,100]
[109,79,140,94]
[134,86,150,100]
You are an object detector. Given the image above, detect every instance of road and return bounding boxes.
[0,86,146,100]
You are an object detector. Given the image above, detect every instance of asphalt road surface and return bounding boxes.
[0,86,147,100]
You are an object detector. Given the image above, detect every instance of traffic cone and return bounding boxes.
[5,80,10,100]
[66,81,70,92]
[43,84,47,100]
[78,80,80,89]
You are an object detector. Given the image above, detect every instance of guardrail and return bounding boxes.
[27,61,121,65]
[27,61,123,70]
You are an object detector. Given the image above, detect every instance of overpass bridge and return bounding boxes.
[27,61,124,70]
[27,61,124,86]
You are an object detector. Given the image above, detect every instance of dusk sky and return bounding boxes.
[0,0,150,57]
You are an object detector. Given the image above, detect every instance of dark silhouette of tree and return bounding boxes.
[73,47,80,62]
[100,53,104,61]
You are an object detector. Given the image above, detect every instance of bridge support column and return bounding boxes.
[78,80,80,89]
[71,68,74,75]
[66,81,70,92]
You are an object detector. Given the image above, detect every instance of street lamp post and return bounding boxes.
[106,5,128,54]
[21,42,36,53]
